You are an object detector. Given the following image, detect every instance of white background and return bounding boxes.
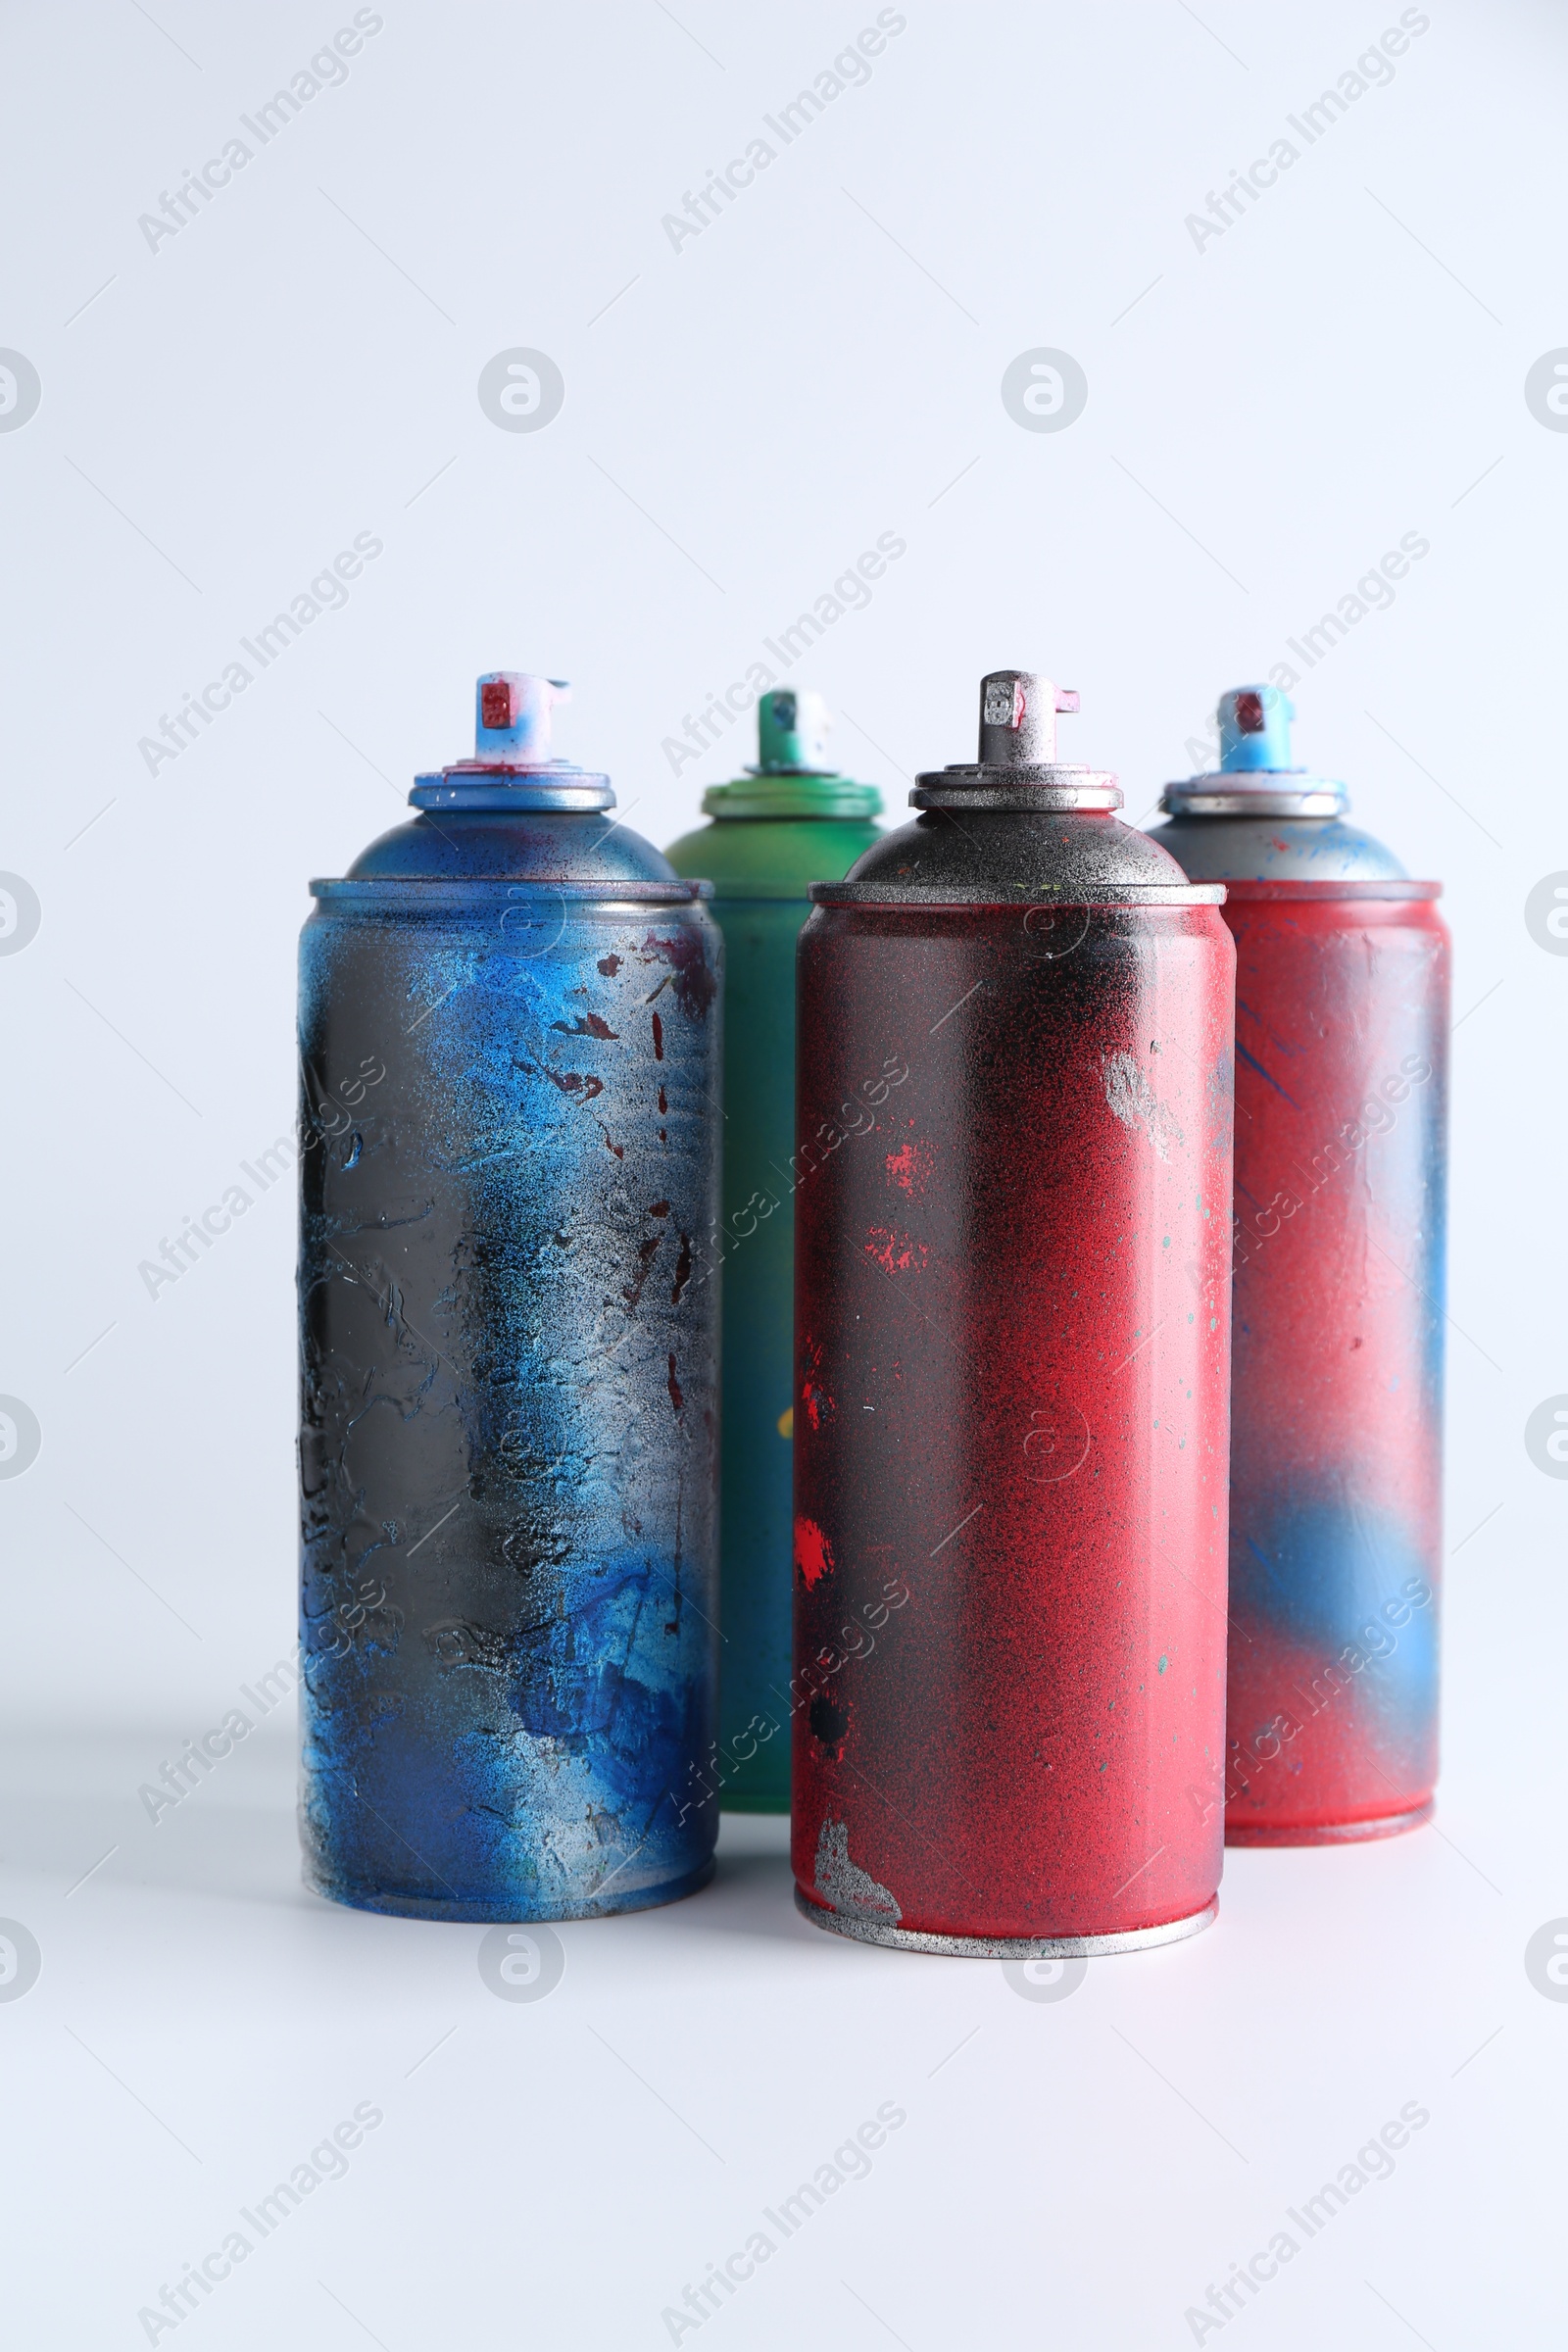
[2,1,1564,2344]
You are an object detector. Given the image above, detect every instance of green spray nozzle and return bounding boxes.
[754,688,834,774]
[699,688,882,821]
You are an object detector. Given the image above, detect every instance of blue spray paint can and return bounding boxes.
[299,673,722,1920]
[1150,686,1447,1842]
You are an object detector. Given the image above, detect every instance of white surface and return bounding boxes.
[1,2,1563,2343]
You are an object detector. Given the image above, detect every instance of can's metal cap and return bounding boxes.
[1161,683,1348,816]
[912,669,1120,810]
[700,689,882,820]
[412,671,613,810]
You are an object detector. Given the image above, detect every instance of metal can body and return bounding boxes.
[1219,883,1447,1841]
[680,896,803,1813]
[298,676,721,1922]
[1152,684,1448,1843]
[791,899,1235,1949]
[666,718,882,1815]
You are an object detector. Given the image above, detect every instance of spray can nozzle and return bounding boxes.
[1218,684,1296,774]
[473,671,571,766]
[1157,683,1345,816]
[978,671,1080,767]
[753,688,836,774]
[411,672,611,810]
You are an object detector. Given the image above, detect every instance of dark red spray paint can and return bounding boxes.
[1152,685,1447,1844]
[791,672,1236,1955]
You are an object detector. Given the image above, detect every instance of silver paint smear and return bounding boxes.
[814,1817,901,1922]
[1102,1050,1184,1162]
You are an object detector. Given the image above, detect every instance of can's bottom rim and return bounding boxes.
[792,1886,1218,1959]
[1225,1799,1433,1847]
[303,1852,716,1923]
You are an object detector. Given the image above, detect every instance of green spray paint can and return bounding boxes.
[665,690,882,1812]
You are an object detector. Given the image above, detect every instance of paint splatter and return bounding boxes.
[864,1226,928,1274]
[531,1062,605,1104]
[814,1817,900,1921]
[794,1516,833,1588]
[641,929,717,1019]
[809,1690,850,1758]
[1102,1051,1184,1161]
[623,1235,662,1307]
[552,1012,618,1040]
[885,1138,931,1194]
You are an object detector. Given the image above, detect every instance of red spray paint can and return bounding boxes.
[1152,685,1447,1843]
[791,672,1236,1955]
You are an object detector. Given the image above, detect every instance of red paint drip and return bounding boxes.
[652,1011,664,1060]
[794,1516,833,1589]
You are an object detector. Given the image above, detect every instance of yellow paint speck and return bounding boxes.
[776,1406,794,1440]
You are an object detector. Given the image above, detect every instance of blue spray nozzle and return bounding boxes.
[474,672,570,764]
[1218,684,1295,773]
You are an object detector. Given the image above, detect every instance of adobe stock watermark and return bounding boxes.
[136,2102,384,2342]
[1524,352,1568,432]
[1185,11,1432,254]
[476,1924,566,2001]
[136,12,386,254]
[1001,349,1088,433]
[1525,873,1568,953]
[0,1919,42,2002]
[661,11,908,255]
[1003,1947,1087,2002]
[1177,536,1430,772]
[0,873,40,953]
[1525,1396,1568,1478]
[1231,1049,1434,1275]
[0,350,41,432]
[477,348,564,432]
[0,1397,41,1480]
[661,531,906,776]
[137,535,384,777]
[138,1137,296,1301]
[1525,1919,1568,1999]
[1183,2101,1431,2342]
[137,1657,298,1824]
[1219,1577,1432,1813]
[660,2101,908,2342]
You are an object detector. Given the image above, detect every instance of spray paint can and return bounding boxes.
[665,691,881,1815]
[298,672,721,1920]
[792,671,1235,1954]
[1151,685,1447,1843]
